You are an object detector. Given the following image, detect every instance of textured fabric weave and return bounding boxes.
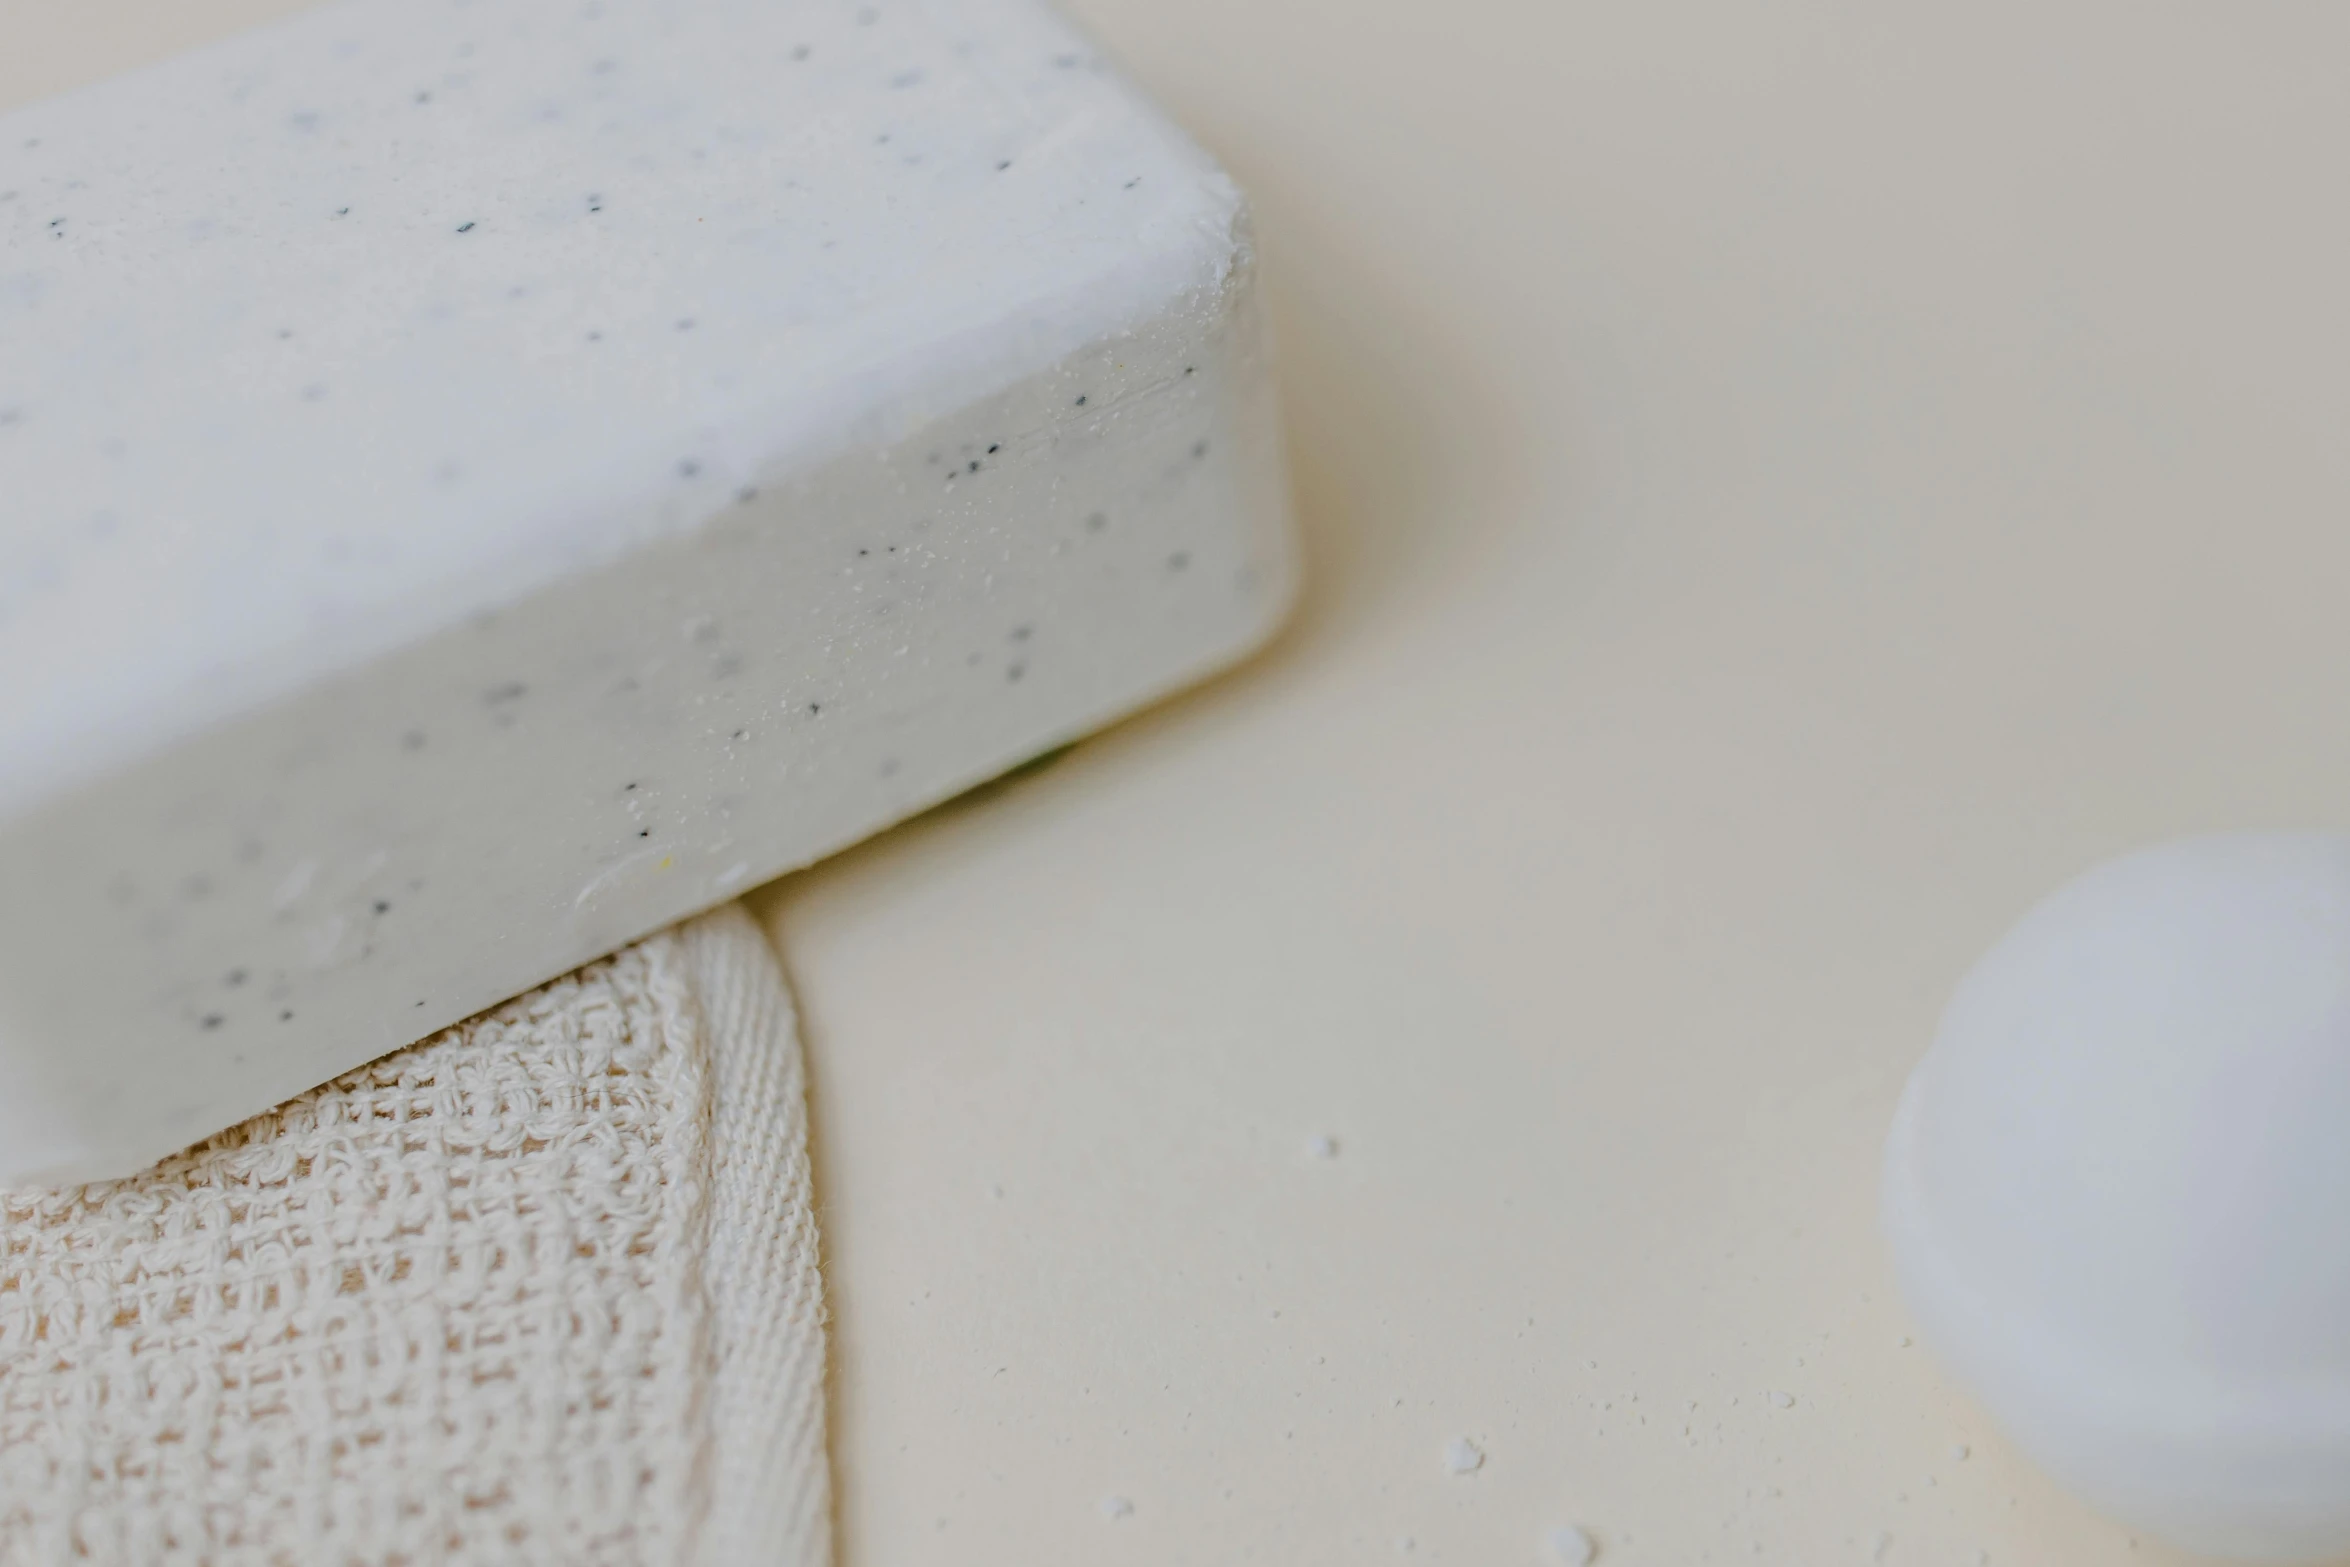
[0,906,829,1567]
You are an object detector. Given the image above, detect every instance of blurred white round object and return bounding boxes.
[1884,833,2350,1563]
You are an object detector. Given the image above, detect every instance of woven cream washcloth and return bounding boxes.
[0,906,828,1567]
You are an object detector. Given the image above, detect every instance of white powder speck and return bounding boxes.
[1549,1522,1598,1564]
[1306,1134,1338,1159]
[1100,1495,1133,1520]
[1394,1535,1416,1554]
[1950,1443,1970,1461]
[1767,1391,1795,1409]
[1896,1336,1912,1348]
[271,856,319,911]
[1445,1437,1485,1474]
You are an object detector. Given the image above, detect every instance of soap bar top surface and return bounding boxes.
[0,0,1238,810]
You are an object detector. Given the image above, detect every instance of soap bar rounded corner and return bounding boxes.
[0,0,1302,1184]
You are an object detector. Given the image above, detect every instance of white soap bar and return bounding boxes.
[0,0,1295,1183]
[1884,835,2350,1563]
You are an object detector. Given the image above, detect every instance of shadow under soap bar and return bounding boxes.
[0,0,1296,1183]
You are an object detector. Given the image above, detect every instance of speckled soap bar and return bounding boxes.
[0,0,1294,1183]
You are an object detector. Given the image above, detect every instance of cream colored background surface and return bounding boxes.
[13,5,2350,1564]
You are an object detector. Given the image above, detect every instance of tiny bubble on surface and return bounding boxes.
[1306,1134,1338,1159]
[1099,1495,1133,1520]
[1549,1523,1597,1565]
